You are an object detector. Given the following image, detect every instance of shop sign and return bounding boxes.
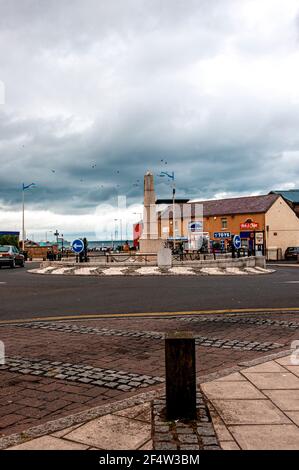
[214,232,231,239]
[240,221,259,230]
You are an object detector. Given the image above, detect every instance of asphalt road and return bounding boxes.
[0,263,299,321]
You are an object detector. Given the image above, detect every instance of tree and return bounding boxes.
[0,235,19,248]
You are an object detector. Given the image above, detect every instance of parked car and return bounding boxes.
[285,247,299,261]
[0,245,25,268]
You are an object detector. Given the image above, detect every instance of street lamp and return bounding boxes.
[54,230,59,245]
[45,230,53,243]
[158,171,175,249]
[114,219,118,241]
[21,183,36,251]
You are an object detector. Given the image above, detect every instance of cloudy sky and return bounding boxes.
[1,0,299,240]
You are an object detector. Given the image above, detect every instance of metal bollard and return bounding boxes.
[165,331,197,420]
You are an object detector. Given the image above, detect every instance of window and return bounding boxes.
[221,218,228,229]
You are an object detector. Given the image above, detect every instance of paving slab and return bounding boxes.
[201,381,264,400]
[262,390,299,411]
[216,372,246,382]
[7,436,89,450]
[203,353,299,450]
[285,411,299,426]
[64,413,151,450]
[284,366,299,378]
[114,403,151,422]
[243,372,299,390]
[220,441,240,450]
[242,361,286,374]
[229,424,299,450]
[212,399,290,425]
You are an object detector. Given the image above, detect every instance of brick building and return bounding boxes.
[157,194,299,258]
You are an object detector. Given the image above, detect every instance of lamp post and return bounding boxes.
[158,171,175,250]
[54,230,59,245]
[45,230,53,243]
[22,183,36,251]
[114,219,118,248]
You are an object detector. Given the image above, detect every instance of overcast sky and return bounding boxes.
[1,0,299,240]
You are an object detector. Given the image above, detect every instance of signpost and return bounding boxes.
[233,235,241,250]
[71,239,84,254]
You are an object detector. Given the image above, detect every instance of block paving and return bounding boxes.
[1,310,299,438]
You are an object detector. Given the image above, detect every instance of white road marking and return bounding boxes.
[0,282,7,285]
[285,281,299,283]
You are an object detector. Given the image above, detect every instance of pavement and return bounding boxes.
[1,310,299,439]
[2,351,299,450]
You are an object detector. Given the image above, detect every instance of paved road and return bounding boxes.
[0,263,299,320]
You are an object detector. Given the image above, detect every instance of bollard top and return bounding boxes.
[165,331,194,340]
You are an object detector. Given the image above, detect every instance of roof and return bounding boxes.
[156,198,190,204]
[188,194,280,217]
[270,190,299,204]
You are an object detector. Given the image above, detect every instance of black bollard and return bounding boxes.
[165,331,197,420]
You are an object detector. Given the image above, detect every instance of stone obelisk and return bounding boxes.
[139,171,163,253]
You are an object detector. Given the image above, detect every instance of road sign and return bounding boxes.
[71,239,84,254]
[233,235,241,250]
[214,232,231,239]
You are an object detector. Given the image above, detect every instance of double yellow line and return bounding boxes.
[1,307,299,325]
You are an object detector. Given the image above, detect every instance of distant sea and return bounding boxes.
[60,240,133,249]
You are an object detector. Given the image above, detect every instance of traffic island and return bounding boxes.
[28,256,274,276]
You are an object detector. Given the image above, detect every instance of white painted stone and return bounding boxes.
[157,248,172,268]
[226,267,247,275]
[102,267,125,275]
[169,267,195,275]
[201,267,224,275]
[244,267,261,274]
[51,267,72,275]
[29,266,56,274]
[136,267,161,275]
[74,267,98,275]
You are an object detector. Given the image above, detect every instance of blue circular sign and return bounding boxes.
[233,235,241,250]
[71,239,84,254]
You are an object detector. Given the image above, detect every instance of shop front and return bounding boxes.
[239,220,265,256]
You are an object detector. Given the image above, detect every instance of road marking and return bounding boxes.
[1,307,299,325]
[285,281,299,283]
[0,282,6,285]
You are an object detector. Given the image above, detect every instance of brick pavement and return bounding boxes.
[1,311,299,437]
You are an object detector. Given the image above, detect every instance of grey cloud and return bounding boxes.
[0,0,299,221]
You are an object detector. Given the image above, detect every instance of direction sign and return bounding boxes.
[233,235,241,250]
[188,221,203,232]
[214,232,231,239]
[71,239,84,254]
